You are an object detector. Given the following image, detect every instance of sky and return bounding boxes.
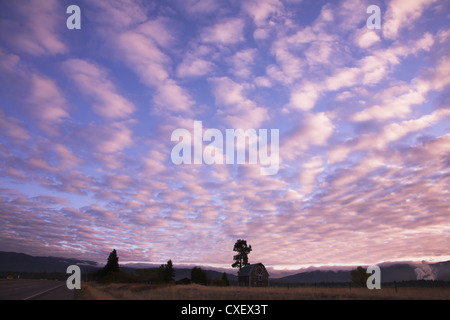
[0,0,449,271]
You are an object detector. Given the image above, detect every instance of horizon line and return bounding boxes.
[119,255,450,271]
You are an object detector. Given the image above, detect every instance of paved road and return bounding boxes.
[0,279,76,300]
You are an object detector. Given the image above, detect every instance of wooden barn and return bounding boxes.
[238,263,269,287]
[175,277,191,285]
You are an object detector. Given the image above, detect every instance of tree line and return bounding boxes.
[92,249,229,286]
[92,239,252,284]
[91,249,175,284]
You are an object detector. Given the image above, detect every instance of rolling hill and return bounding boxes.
[0,251,99,274]
[274,261,450,283]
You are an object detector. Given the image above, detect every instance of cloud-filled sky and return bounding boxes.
[0,0,449,270]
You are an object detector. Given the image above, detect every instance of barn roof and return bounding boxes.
[238,263,267,276]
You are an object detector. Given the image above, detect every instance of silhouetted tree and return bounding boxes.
[191,267,208,285]
[92,249,120,281]
[104,249,120,273]
[136,268,162,283]
[222,272,230,286]
[159,260,175,283]
[166,260,175,282]
[350,266,369,287]
[232,239,252,271]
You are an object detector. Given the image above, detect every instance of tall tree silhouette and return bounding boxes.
[158,259,175,283]
[191,267,208,285]
[222,272,230,286]
[350,266,369,287]
[165,259,175,282]
[232,239,252,271]
[103,249,120,273]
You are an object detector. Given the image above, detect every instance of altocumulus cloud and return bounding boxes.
[0,0,449,269]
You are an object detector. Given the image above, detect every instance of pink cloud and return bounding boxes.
[383,0,438,39]
[135,18,176,49]
[0,110,30,143]
[0,48,70,137]
[105,174,134,190]
[27,157,57,173]
[427,55,450,91]
[227,48,258,79]
[53,144,83,170]
[141,157,169,176]
[81,205,116,220]
[62,59,136,120]
[284,31,435,113]
[242,0,283,27]
[153,80,195,115]
[177,57,215,77]
[77,122,134,154]
[0,0,66,55]
[299,156,324,195]
[271,44,305,84]
[329,108,450,164]
[288,82,321,111]
[27,73,69,123]
[115,24,198,117]
[57,171,98,195]
[0,49,21,74]
[282,112,334,161]
[351,80,428,122]
[353,55,450,122]
[202,18,245,45]
[355,29,381,49]
[304,41,335,66]
[325,67,360,91]
[181,0,223,15]
[117,31,171,87]
[209,77,269,128]
[88,0,149,32]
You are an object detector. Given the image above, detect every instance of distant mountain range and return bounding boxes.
[1,251,449,283]
[0,251,99,274]
[274,261,450,283]
[0,251,237,281]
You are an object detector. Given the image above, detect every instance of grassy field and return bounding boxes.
[81,282,450,300]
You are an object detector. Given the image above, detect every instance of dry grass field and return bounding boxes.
[81,282,450,300]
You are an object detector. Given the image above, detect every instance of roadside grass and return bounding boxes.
[81,282,450,300]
